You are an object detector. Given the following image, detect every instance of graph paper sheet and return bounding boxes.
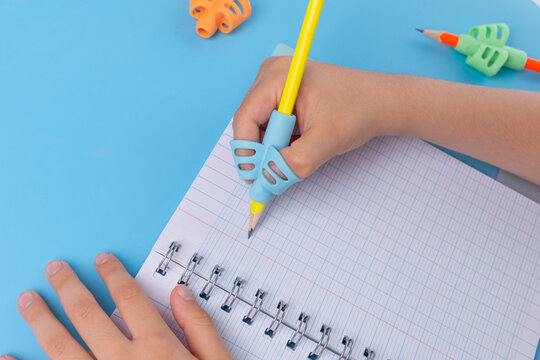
[112,122,540,360]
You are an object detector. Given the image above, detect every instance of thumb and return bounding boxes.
[170,285,231,360]
[0,356,18,360]
[280,128,336,179]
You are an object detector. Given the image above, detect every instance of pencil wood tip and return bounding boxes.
[416,28,424,33]
[248,209,262,239]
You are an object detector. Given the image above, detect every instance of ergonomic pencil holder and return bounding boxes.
[230,110,302,204]
[456,24,527,76]
[190,0,251,38]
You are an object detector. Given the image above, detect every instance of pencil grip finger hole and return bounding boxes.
[191,6,204,17]
[239,164,255,171]
[268,161,288,181]
[235,148,256,157]
[230,140,265,181]
[263,169,276,185]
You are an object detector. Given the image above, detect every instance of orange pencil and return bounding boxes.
[417,26,540,76]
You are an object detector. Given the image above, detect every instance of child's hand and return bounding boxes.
[234,57,540,185]
[3,254,232,360]
[233,56,393,178]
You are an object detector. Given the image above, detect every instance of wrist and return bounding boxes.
[354,71,416,138]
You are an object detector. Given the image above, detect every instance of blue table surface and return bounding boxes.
[1,0,539,357]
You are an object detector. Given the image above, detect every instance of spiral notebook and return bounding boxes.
[111,121,540,360]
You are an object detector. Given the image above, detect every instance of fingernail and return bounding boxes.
[18,291,35,310]
[176,285,194,301]
[95,253,112,266]
[45,260,64,276]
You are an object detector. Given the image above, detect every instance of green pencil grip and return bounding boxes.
[455,24,528,76]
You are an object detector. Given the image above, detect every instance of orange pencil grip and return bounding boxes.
[190,0,251,38]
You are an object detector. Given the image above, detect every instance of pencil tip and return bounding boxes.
[416,28,424,33]
[248,229,253,239]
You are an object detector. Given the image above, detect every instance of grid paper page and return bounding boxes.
[112,122,540,360]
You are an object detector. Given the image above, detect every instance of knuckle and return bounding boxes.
[115,283,141,303]
[233,103,248,125]
[260,56,276,69]
[44,336,67,358]
[260,56,287,72]
[69,298,95,322]
[255,57,289,84]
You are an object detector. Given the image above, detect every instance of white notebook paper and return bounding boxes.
[112,122,540,360]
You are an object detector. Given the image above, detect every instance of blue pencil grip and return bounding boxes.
[230,110,303,204]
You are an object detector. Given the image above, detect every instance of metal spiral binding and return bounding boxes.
[307,324,331,360]
[157,243,374,360]
[286,312,309,350]
[363,348,375,360]
[156,241,181,275]
[264,301,287,338]
[177,253,202,285]
[242,289,265,325]
[221,277,244,313]
[199,265,223,300]
[338,336,354,360]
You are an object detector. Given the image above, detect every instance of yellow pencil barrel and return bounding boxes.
[248,0,324,237]
[278,0,324,115]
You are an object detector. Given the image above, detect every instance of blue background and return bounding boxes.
[1,0,539,357]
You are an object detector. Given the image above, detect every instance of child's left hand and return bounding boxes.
[3,253,232,360]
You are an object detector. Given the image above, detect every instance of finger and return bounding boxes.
[280,127,335,179]
[233,82,282,181]
[170,285,232,360]
[17,291,92,360]
[233,61,285,142]
[232,82,275,175]
[1,355,19,360]
[94,253,173,339]
[44,260,128,357]
[233,96,265,143]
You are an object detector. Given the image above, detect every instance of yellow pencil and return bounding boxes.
[248,0,325,237]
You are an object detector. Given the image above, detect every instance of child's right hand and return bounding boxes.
[233,56,395,178]
[233,56,540,185]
